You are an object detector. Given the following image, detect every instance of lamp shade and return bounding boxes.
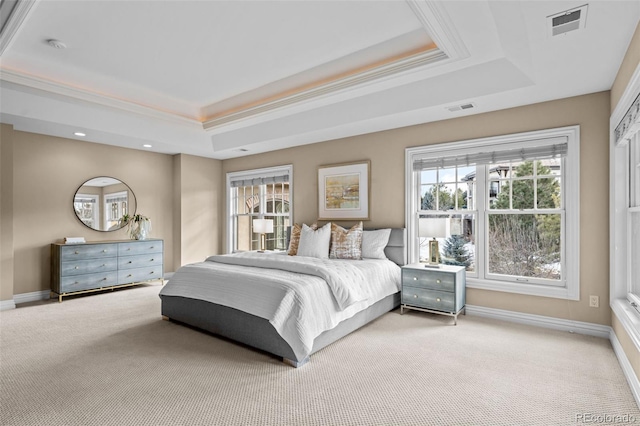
[252,218,274,234]
[419,218,447,238]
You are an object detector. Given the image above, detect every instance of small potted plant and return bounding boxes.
[122,213,152,240]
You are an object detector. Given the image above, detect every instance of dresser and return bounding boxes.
[51,239,163,302]
[400,263,466,325]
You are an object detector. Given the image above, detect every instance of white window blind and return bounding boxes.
[413,138,568,171]
[230,174,289,188]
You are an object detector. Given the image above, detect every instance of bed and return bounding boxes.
[159,227,406,367]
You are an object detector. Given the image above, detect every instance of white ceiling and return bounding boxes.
[1,1,639,160]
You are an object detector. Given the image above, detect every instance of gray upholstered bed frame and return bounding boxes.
[160,228,407,367]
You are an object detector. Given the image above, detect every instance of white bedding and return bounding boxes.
[159,252,401,360]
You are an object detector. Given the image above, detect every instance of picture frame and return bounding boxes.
[318,160,370,220]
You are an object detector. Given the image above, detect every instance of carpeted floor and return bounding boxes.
[1,284,638,426]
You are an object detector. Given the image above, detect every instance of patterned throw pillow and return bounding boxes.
[329,222,363,260]
[288,223,317,255]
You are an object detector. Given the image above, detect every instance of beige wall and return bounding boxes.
[1,124,15,301]
[0,126,222,301]
[173,154,222,266]
[610,21,640,387]
[224,91,611,325]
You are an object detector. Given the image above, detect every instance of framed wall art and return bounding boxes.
[318,160,370,220]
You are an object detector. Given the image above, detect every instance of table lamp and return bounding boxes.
[252,218,274,252]
[419,218,447,267]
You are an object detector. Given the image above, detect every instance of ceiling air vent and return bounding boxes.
[447,102,476,113]
[547,4,588,37]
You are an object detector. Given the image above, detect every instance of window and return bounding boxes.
[406,126,579,299]
[73,193,98,229]
[104,191,128,230]
[227,165,292,253]
[611,75,640,348]
[628,132,640,310]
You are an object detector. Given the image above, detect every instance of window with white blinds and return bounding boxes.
[406,126,580,300]
[226,165,292,253]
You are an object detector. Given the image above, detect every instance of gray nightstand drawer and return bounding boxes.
[61,258,118,276]
[60,272,118,292]
[402,268,455,292]
[402,286,456,312]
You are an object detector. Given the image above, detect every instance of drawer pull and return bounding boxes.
[436,298,441,302]
[436,279,441,284]
[150,258,154,261]
[74,251,79,254]
[150,271,154,274]
[102,250,107,253]
[74,266,79,269]
[103,277,107,281]
[127,274,132,277]
[413,294,418,298]
[413,277,417,281]
[150,246,154,249]
[102,264,106,267]
[128,261,132,264]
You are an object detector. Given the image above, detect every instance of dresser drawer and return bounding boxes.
[402,286,456,313]
[60,244,118,261]
[60,258,118,276]
[118,254,162,270]
[402,268,455,292]
[118,240,163,256]
[60,272,118,293]
[118,267,163,284]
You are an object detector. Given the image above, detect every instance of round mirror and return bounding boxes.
[73,176,137,232]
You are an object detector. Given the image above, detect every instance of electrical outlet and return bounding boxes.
[589,295,599,308]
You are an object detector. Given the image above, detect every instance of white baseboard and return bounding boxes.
[465,304,611,338]
[610,330,640,408]
[13,290,50,305]
[0,299,16,311]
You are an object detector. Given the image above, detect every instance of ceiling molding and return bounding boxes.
[0,68,201,127]
[405,0,469,61]
[202,48,448,130]
[0,0,36,57]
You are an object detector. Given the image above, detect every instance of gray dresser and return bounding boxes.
[51,239,163,302]
[400,263,466,325]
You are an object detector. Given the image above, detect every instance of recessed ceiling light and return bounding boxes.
[74,132,86,137]
[143,144,152,148]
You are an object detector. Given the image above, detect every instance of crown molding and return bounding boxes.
[203,48,447,130]
[0,0,37,57]
[406,0,470,61]
[0,68,201,127]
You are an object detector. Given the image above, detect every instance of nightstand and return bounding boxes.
[400,263,466,325]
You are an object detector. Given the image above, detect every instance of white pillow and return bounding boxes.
[296,223,331,258]
[361,229,391,259]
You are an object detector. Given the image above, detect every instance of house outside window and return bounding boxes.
[227,165,292,253]
[406,126,579,300]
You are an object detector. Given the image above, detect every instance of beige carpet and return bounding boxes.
[1,285,638,426]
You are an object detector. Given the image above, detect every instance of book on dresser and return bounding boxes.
[51,239,164,302]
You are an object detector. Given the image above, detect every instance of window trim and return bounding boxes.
[611,61,640,352]
[226,164,293,254]
[406,126,580,300]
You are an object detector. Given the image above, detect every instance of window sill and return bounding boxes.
[612,298,640,352]
[467,277,579,300]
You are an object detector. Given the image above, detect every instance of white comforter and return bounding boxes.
[159,252,401,360]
